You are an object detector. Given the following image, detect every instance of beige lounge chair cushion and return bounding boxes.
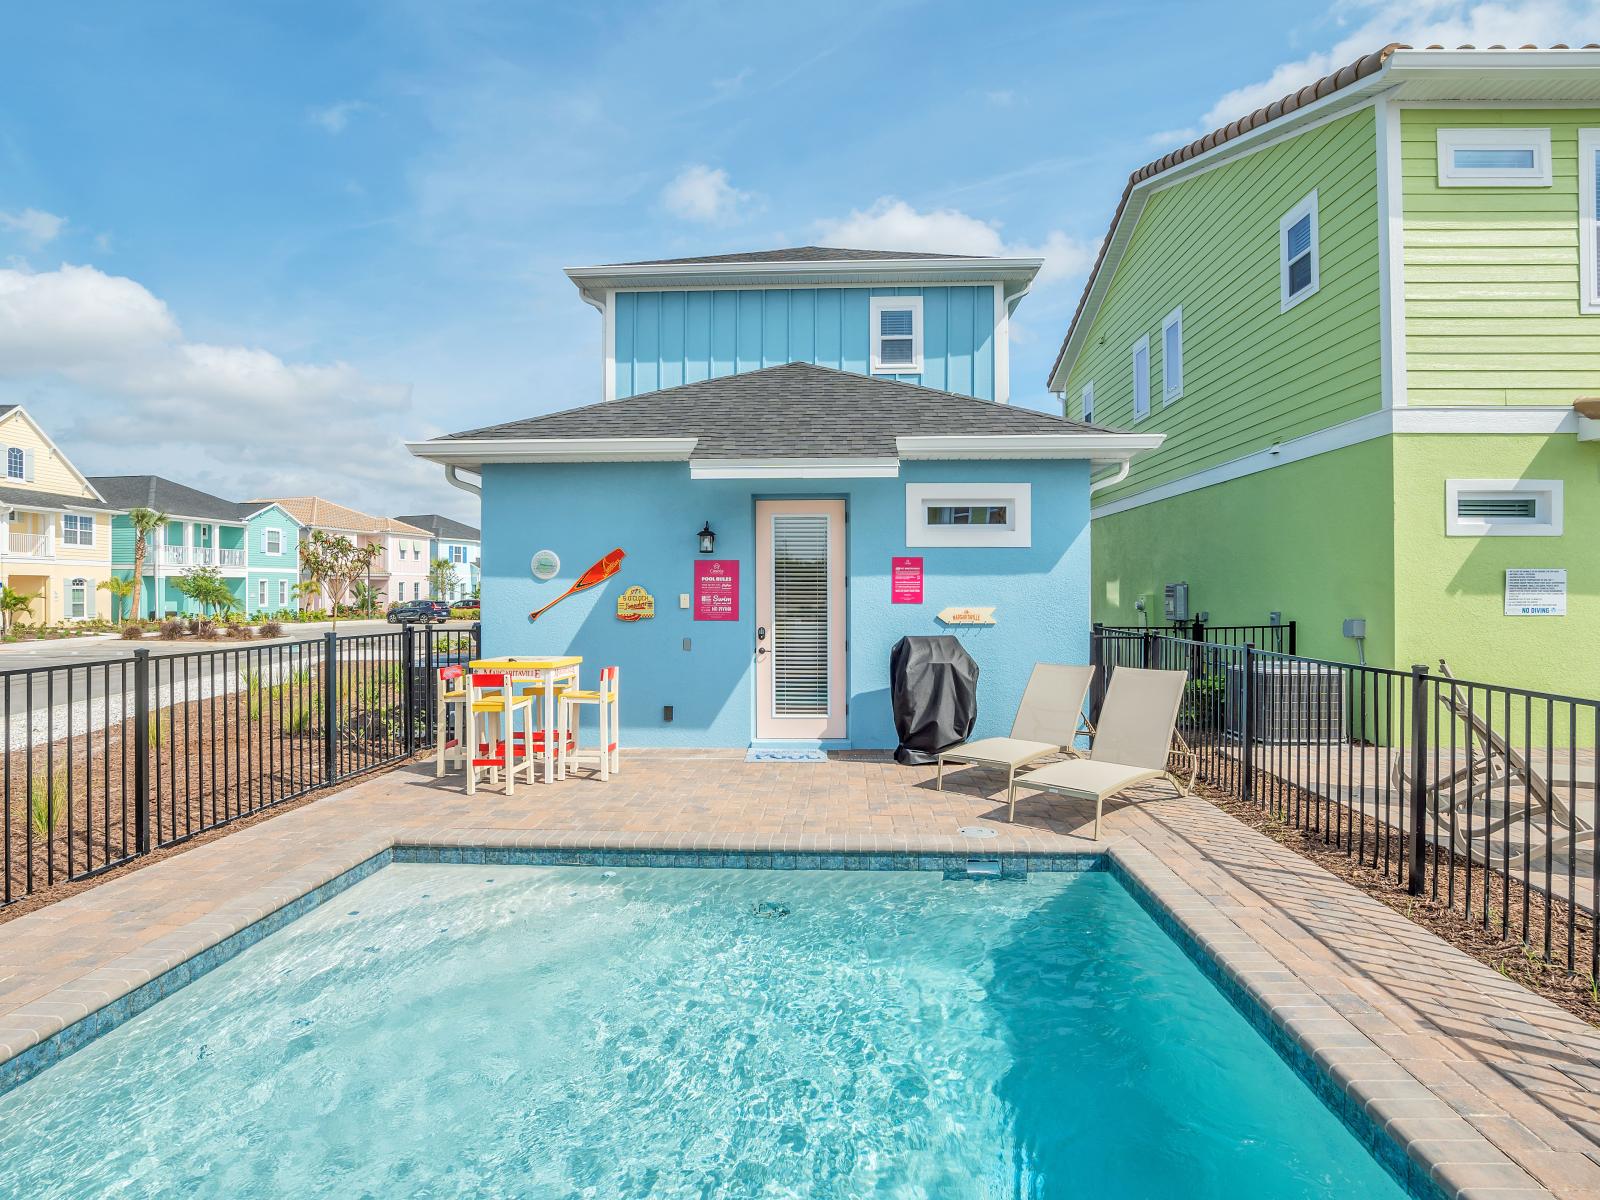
[1016,759,1165,802]
[940,737,1060,770]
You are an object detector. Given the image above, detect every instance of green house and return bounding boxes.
[1049,45,1600,696]
[90,476,303,619]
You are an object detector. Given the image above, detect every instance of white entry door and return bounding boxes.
[754,499,847,740]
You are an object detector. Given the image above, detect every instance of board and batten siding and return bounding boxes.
[1401,108,1600,405]
[612,286,997,400]
[1064,108,1383,504]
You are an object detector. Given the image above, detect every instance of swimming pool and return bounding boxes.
[0,862,1411,1198]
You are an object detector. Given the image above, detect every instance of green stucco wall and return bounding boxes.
[1391,433,1600,697]
[1065,107,1382,504]
[1091,437,1396,666]
[1402,107,1600,405]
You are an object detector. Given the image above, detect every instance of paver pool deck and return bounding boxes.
[3,750,1600,1198]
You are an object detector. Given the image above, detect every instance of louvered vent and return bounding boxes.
[1457,495,1537,521]
[772,514,830,717]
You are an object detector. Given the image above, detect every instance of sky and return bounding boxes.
[1,0,1595,525]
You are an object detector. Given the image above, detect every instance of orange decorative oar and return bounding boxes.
[528,548,625,621]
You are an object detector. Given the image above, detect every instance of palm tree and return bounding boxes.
[127,507,167,622]
[428,557,458,601]
[0,586,34,634]
[98,576,135,623]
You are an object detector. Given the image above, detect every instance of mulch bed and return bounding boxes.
[1194,775,1600,1026]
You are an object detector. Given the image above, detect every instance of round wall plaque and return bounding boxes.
[530,549,561,581]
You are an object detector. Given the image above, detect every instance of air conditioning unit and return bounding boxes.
[1225,662,1345,744]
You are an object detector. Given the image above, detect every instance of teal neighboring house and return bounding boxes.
[394,513,480,601]
[90,476,303,618]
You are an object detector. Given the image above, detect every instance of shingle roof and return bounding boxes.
[0,484,115,512]
[1048,42,1600,387]
[258,496,428,536]
[395,513,480,541]
[89,475,251,522]
[445,362,1102,459]
[610,246,978,266]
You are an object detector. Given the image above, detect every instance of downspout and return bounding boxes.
[1089,460,1130,496]
[444,465,481,497]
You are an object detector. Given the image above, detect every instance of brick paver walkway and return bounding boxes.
[4,750,1600,1197]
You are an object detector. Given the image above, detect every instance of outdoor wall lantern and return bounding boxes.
[698,522,716,554]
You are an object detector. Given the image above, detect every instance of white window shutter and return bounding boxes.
[22,450,33,482]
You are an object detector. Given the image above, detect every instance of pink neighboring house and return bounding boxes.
[252,496,433,609]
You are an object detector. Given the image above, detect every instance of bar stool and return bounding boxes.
[466,672,536,796]
[435,664,470,778]
[559,666,620,781]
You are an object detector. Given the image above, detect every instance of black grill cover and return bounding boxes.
[889,635,979,765]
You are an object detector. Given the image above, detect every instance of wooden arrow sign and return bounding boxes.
[937,606,996,626]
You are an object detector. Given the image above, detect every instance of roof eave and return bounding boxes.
[896,433,1165,463]
[407,437,700,467]
[689,458,901,480]
[566,257,1044,301]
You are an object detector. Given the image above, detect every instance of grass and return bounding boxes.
[29,775,65,839]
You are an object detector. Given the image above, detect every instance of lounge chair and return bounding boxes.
[935,663,1096,810]
[1011,667,1195,836]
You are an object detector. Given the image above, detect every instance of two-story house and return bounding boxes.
[0,406,115,624]
[259,497,431,609]
[91,477,303,618]
[395,513,481,601]
[410,247,1160,749]
[1049,45,1600,697]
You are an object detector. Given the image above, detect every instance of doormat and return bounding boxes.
[745,748,829,763]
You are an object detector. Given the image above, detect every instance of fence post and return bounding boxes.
[1287,620,1297,656]
[402,624,417,756]
[1190,616,1204,643]
[1241,642,1256,806]
[1142,628,1156,670]
[1090,624,1105,723]
[1407,662,1430,896]
[133,648,151,855]
[323,631,339,783]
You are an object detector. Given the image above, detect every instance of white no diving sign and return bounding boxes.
[1505,568,1566,617]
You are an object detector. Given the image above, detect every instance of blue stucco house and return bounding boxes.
[410,247,1160,749]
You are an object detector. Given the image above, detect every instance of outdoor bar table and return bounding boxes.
[468,655,583,784]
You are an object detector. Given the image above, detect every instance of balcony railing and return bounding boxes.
[4,533,50,557]
[161,546,188,567]
[218,548,246,568]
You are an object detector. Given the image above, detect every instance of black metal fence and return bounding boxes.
[1092,627,1600,974]
[2,625,477,907]
[1097,619,1296,654]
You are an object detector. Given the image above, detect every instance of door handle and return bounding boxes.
[757,625,768,655]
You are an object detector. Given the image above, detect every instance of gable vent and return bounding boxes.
[1457,496,1537,521]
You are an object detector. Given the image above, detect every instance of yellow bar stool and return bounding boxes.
[435,665,470,778]
[559,666,620,781]
[466,671,536,796]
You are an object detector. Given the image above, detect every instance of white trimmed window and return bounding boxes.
[450,544,466,563]
[1279,190,1320,311]
[906,482,1031,548]
[278,580,288,607]
[5,448,22,480]
[258,580,268,607]
[66,578,89,619]
[1446,479,1563,537]
[1581,129,1599,315]
[870,296,923,374]
[62,514,94,546]
[1131,335,1150,420]
[264,528,283,555]
[1080,382,1095,423]
[1437,128,1551,187]
[1161,307,1183,402]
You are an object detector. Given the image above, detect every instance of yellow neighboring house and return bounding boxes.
[0,405,115,624]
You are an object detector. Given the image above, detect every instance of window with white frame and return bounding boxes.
[450,544,466,563]
[1279,191,1319,311]
[905,482,1031,548]
[264,528,283,555]
[278,580,288,607]
[66,578,89,619]
[258,580,268,607]
[1131,335,1150,420]
[1161,307,1183,402]
[1080,381,1095,423]
[5,448,22,480]
[1437,128,1552,187]
[1446,479,1563,537]
[1582,129,1599,314]
[869,295,923,374]
[61,514,94,546]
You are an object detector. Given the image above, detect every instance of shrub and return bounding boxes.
[120,623,144,640]
[194,619,217,639]
[159,619,185,641]
[29,776,66,838]
[227,623,254,640]
[260,620,284,640]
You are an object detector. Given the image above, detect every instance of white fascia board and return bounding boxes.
[689,458,900,480]
[406,437,698,466]
[1392,406,1577,434]
[896,432,1164,462]
[566,258,1043,299]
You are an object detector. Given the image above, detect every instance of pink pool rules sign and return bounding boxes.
[891,557,923,604]
[694,559,740,621]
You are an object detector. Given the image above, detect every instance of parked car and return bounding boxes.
[387,599,451,624]
[450,599,481,618]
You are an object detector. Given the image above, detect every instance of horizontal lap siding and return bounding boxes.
[1064,109,1382,504]
[613,286,995,400]
[1401,108,1600,405]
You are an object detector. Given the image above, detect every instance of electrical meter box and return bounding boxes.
[1163,582,1190,623]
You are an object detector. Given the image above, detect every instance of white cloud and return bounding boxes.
[813,199,1097,284]
[1154,1,1598,149]
[0,264,450,513]
[985,89,1016,107]
[661,165,752,223]
[308,100,368,134]
[0,208,66,248]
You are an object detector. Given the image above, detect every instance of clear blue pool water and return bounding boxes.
[0,865,1408,1198]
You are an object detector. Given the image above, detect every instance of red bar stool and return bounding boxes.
[435,665,470,778]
